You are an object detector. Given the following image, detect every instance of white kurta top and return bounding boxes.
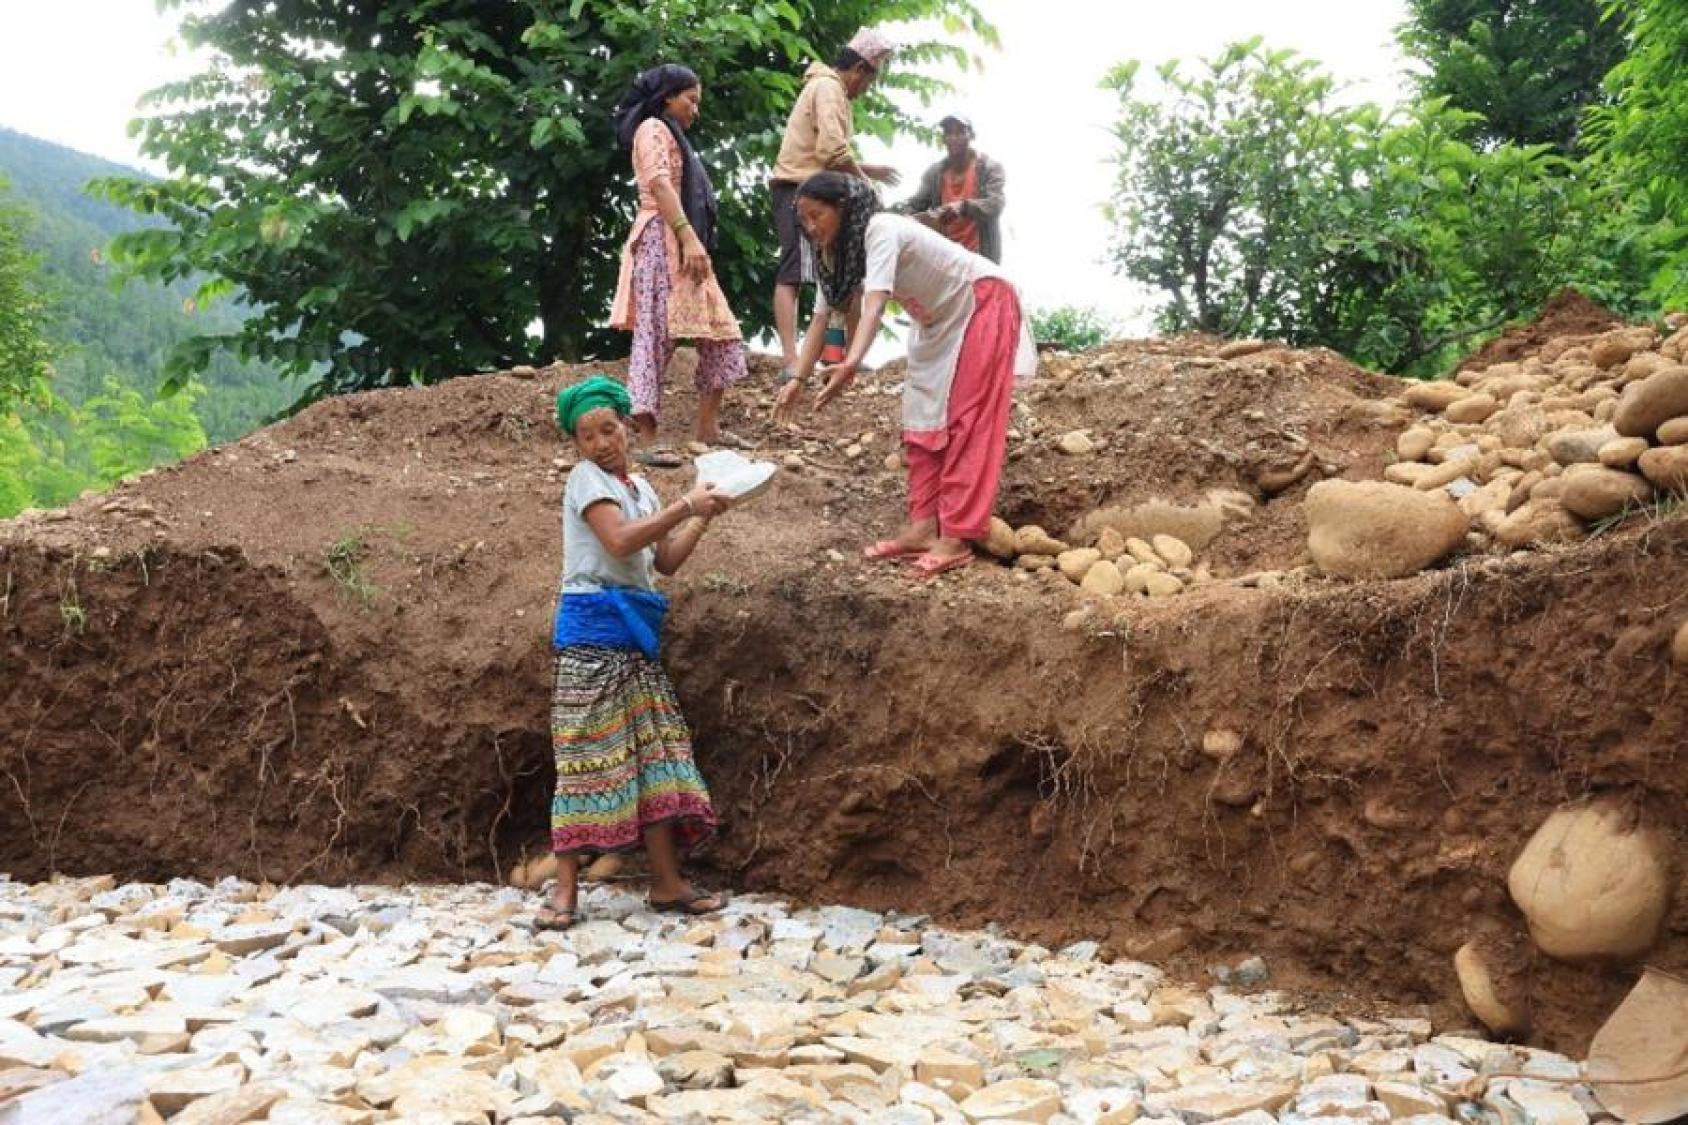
[820,214,1035,435]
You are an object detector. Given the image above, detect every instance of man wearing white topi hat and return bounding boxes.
[768,27,901,383]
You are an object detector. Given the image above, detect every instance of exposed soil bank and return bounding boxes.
[2,327,1683,1053]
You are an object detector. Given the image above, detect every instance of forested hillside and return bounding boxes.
[0,128,298,515]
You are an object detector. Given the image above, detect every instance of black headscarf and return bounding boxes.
[803,173,882,310]
[612,64,719,251]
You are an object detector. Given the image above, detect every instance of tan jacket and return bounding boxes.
[771,63,856,184]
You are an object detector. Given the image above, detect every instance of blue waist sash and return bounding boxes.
[553,588,669,659]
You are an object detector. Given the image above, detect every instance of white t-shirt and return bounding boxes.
[561,460,660,593]
[820,213,1032,433]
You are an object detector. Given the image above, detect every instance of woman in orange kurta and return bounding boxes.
[609,65,749,466]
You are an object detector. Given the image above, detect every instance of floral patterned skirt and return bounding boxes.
[622,222,747,418]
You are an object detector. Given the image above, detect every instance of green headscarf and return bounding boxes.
[555,374,632,435]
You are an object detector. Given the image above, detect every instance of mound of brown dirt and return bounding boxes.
[1459,288,1626,373]
[1,333,1683,1055]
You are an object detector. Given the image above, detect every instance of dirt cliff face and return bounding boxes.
[2,328,1683,1053]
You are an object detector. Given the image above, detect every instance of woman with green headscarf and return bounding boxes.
[537,375,731,929]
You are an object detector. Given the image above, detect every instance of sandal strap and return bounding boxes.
[651,889,722,912]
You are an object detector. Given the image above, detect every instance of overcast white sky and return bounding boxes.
[0,0,1410,332]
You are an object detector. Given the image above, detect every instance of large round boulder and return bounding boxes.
[1559,466,1654,521]
[1057,548,1102,584]
[1507,802,1672,961]
[1403,381,1468,412]
[1598,437,1650,469]
[1638,445,1688,493]
[1613,365,1688,438]
[1015,525,1068,556]
[1305,480,1468,579]
[1546,425,1619,466]
[983,517,1019,560]
[1495,500,1583,549]
[1488,406,1558,450]
[1396,426,1436,462]
[1123,562,1161,595]
[1150,534,1193,568]
[1590,331,1645,369]
[1453,940,1529,1036]
[1080,559,1125,598]
[1446,393,1498,424]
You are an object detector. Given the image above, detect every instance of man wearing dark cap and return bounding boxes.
[900,113,1006,263]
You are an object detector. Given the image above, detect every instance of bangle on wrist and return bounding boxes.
[680,496,696,518]
[670,216,691,233]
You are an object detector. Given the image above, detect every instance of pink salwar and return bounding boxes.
[903,277,1020,541]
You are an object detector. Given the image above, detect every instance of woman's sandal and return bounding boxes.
[911,551,973,578]
[533,903,579,931]
[864,540,928,561]
[648,889,725,916]
[633,446,684,469]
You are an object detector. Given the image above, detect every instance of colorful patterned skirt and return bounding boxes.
[550,645,718,856]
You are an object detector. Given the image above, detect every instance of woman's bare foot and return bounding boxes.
[863,517,938,561]
[888,518,940,551]
[923,535,970,562]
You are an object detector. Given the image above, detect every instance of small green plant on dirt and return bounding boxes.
[1031,305,1113,351]
[58,579,86,635]
[323,528,381,605]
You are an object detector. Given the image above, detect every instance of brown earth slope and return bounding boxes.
[1,329,1683,1054]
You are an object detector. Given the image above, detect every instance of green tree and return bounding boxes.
[0,414,38,513]
[1398,0,1628,153]
[0,384,209,518]
[76,380,206,487]
[94,0,992,400]
[1588,0,1688,306]
[0,178,54,413]
[1030,306,1113,351]
[1102,43,1347,343]
[1104,40,1663,375]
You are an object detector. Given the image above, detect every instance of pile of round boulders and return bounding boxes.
[981,516,1207,602]
[979,488,1261,614]
[1454,799,1676,1037]
[1313,316,1688,580]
